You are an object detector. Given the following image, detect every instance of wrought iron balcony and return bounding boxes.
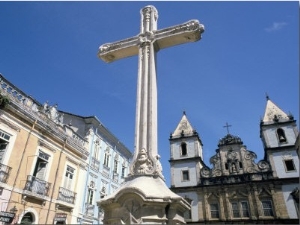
[23,175,51,197]
[85,203,95,217]
[0,163,12,183]
[57,187,76,205]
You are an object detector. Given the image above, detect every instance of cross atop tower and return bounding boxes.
[98,5,204,180]
[223,122,232,134]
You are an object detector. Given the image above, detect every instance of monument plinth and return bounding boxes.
[97,5,204,224]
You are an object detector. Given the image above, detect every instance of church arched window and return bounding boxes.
[181,142,187,156]
[277,128,287,143]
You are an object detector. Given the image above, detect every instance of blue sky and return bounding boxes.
[0,1,298,186]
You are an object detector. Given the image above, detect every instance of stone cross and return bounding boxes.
[98,5,204,179]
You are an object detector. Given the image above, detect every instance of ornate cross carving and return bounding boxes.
[98,5,204,179]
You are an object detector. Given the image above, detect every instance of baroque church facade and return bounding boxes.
[169,98,299,224]
[0,74,132,224]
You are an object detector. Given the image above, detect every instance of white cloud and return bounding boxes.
[265,22,288,32]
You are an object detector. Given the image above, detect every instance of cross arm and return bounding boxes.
[154,20,205,51]
[98,36,139,63]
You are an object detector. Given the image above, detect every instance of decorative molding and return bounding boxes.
[282,152,293,160]
[0,116,21,132]
[101,170,109,178]
[38,140,56,153]
[79,163,88,170]
[101,179,108,184]
[66,156,79,166]
[89,172,98,179]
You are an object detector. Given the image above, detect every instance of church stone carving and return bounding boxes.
[200,133,272,185]
[131,148,154,175]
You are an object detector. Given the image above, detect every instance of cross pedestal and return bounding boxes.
[97,5,204,224]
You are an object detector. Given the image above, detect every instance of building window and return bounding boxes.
[64,165,75,190]
[100,185,106,199]
[0,129,11,163]
[261,200,274,217]
[231,202,240,217]
[103,149,110,168]
[114,159,118,173]
[239,161,243,169]
[277,128,287,143]
[121,164,126,177]
[184,197,192,219]
[284,159,296,172]
[231,201,250,218]
[182,170,189,181]
[114,154,119,173]
[241,201,250,217]
[87,188,94,205]
[181,142,187,156]
[93,140,100,160]
[20,212,34,224]
[210,203,219,219]
[33,150,50,180]
[225,163,229,170]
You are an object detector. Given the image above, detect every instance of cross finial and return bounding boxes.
[265,92,270,100]
[223,122,232,134]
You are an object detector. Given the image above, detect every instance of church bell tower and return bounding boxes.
[260,96,299,179]
[169,112,205,188]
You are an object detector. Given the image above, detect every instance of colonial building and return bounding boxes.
[0,74,132,224]
[169,98,299,224]
[61,112,132,224]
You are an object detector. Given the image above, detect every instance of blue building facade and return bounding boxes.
[61,113,132,224]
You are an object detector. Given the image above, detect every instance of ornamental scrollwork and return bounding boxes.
[212,169,222,177]
[257,160,270,171]
[201,167,211,178]
[244,151,257,160]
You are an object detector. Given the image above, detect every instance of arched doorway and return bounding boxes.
[20,212,34,224]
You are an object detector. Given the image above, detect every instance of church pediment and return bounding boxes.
[200,143,272,185]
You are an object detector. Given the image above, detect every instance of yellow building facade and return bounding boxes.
[0,74,89,224]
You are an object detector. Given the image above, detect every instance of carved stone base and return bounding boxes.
[98,176,189,224]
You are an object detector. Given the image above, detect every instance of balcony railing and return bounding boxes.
[85,203,95,217]
[57,187,76,204]
[113,172,119,183]
[0,163,11,183]
[102,165,110,178]
[23,175,51,197]
[0,76,89,159]
[91,157,100,172]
